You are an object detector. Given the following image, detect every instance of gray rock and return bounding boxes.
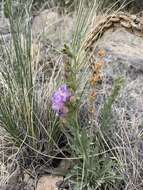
[90,27,143,118]
[32,10,73,82]
[90,27,143,189]
[32,9,73,47]
[96,28,143,74]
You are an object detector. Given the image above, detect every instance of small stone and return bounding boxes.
[36,176,63,190]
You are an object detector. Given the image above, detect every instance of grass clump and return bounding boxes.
[0,0,34,146]
[0,0,63,168]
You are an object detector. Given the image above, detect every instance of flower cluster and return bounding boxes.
[52,84,72,117]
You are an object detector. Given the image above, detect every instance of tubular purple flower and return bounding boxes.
[52,92,63,104]
[51,84,72,117]
[59,84,72,102]
[52,102,64,112]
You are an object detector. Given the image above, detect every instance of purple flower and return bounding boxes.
[52,84,72,117]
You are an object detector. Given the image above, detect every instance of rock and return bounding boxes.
[32,9,73,47]
[96,28,143,74]
[89,26,143,188]
[91,27,143,117]
[32,9,73,82]
[36,176,63,190]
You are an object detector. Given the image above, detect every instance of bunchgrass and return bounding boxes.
[0,0,64,168]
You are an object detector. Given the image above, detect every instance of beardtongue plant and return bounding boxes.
[51,2,123,189]
[51,45,122,189]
